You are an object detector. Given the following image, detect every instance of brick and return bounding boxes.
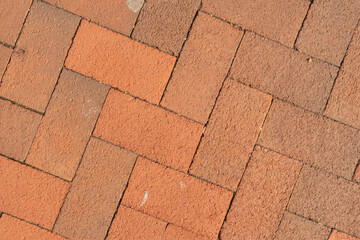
[122,157,233,238]
[274,212,330,240]
[161,12,243,123]
[53,138,136,239]
[45,0,141,35]
[26,70,109,180]
[259,100,360,179]
[163,225,209,240]
[0,2,80,112]
[230,32,338,113]
[324,26,360,128]
[133,0,200,55]
[329,230,360,240]
[94,89,203,171]
[0,156,69,229]
[66,20,175,104]
[221,146,301,239]
[0,0,32,45]
[288,166,360,238]
[107,205,167,240]
[202,0,309,47]
[190,80,271,190]
[0,214,65,240]
[295,0,360,66]
[0,99,41,161]
[354,163,360,183]
[0,45,12,78]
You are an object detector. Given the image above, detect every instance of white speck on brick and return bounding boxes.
[139,191,148,208]
[179,181,185,188]
[126,0,144,12]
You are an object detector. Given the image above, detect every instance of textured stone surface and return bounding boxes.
[288,166,360,238]
[295,0,360,65]
[122,157,233,238]
[133,0,200,55]
[190,80,271,190]
[221,146,301,239]
[230,32,338,113]
[259,100,360,179]
[0,156,69,229]
[0,1,80,112]
[26,70,109,180]
[94,89,203,171]
[163,225,209,240]
[0,99,41,161]
[53,138,137,240]
[161,12,243,123]
[329,230,360,240]
[66,20,175,104]
[0,45,12,78]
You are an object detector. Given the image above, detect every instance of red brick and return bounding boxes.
[122,157,233,238]
[288,166,360,238]
[53,137,137,239]
[259,100,360,179]
[107,205,167,240]
[0,0,32,45]
[94,89,203,171]
[66,20,175,104]
[0,45,12,78]
[324,26,360,128]
[0,156,69,229]
[0,214,65,240]
[329,230,360,240]
[354,162,360,183]
[230,32,338,113]
[274,212,331,240]
[45,0,141,35]
[221,146,301,239]
[295,0,360,65]
[133,0,200,55]
[0,1,80,112]
[202,0,309,47]
[163,225,209,240]
[0,99,41,161]
[190,80,271,190]
[26,70,109,180]
[161,12,243,123]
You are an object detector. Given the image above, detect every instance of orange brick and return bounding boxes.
[0,0,32,45]
[163,225,210,240]
[45,0,141,35]
[94,89,203,171]
[0,156,69,229]
[202,0,309,47]
[0,214,65,240]
[122,157,233,238]
[26,70,109,180]
[221,146,301,239]
[0,45,12,78]
[54,137,137,240]
[107,205,167,240]
[0,99,41,161]
[190,80,271,190]
[329,230,360,240]
[325,26,360,128]
[161,12,243,123]
[66,20,176,104]
[0,1,80,112]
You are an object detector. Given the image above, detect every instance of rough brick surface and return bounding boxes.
[190,80,271,190]
[0,45,12,78]
[274,212,331,240]
[0,156,69,229]
[94,89,203,171]
[0,99,41,161]
[122,157,233,238]
[54,138,137,240]
[0,0,32,45]
[0,214,65,240]
[354,163,360,183]
[202,0,309,46]
[133,0,200,55]
[329,230,360,240]
[230,32,338,113]
[163,225,209,240]
[161,12,243,123]
[26,70,109,180]
[259,100,360,179]
[66,20,175,104]
[221,146,301,239]
[107,205,167,240]
[288,166,360,238]
[324,26,360,128]
[295,0,360,65]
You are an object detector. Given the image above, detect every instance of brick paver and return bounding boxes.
[329,230,360,240]
[163,224,209,240]
[0,45,12,78]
